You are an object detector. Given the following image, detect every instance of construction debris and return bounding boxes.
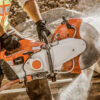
[9,0,79,27]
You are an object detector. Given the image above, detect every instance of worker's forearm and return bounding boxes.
[24,0,42,23]
[0,24,5,37]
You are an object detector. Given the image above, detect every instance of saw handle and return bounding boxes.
[5,47,21,56]
[62,16,77,38]
[62,16,74,29]
[42,31,49,44]
[42,31,56,82]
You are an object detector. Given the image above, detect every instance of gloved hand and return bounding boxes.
[0,33,20,51]
[36,20,51,41]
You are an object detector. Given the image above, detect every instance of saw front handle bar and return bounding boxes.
[42,31,49,44]
[42,31,56,82]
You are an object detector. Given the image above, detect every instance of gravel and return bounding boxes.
[8,0,79,27]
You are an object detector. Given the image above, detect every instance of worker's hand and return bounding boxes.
[36,20,51,41]
[0,33,20,51]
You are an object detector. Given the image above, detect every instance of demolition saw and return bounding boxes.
[0,17,86,82]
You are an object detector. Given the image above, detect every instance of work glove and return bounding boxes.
[0,33,20,51]
[36,20,51,41]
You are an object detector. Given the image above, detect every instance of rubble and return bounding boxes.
[9,0,100,28]
[9,0,78,27]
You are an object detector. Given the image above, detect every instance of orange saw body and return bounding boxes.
[52,19,82,74]
[0,18,85,81]
[0,40,44,66]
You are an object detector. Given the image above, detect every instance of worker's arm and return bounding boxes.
[24,0,42,23]
[18,0,51,41]
[18,0,42,22]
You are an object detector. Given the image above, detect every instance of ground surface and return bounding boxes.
[0,73,100,100]
[9,0,78,27]
[9,0,100,27]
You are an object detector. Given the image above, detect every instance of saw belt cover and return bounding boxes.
[52,19,82,74]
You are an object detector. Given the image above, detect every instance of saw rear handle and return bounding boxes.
[62,16,77,38]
